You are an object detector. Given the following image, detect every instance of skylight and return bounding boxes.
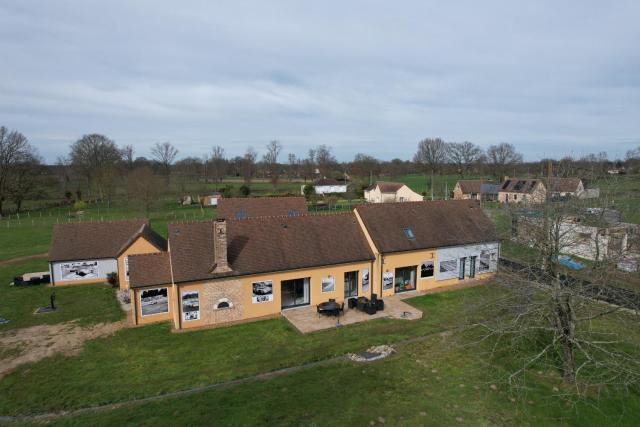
[403,227,415,240]
[235,211,248,220]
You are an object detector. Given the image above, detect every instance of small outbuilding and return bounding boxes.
[199,192,222,206]
[48,219,166,289]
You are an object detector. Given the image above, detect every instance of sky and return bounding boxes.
[1,0,639,163]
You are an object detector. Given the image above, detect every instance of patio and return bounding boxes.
[282,292,423,334]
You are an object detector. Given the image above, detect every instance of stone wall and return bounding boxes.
[201,279,245,325]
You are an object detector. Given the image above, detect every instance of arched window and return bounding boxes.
[214,298,233,310]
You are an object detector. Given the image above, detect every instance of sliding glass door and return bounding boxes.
[281,278,310,309]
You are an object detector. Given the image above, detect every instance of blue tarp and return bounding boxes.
[558,255,585,270]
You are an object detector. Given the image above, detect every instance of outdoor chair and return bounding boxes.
[347,298,357,309]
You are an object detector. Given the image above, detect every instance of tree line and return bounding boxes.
[1,124,639,215]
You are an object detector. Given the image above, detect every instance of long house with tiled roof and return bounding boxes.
[124,199,500,330]
[364,182,423,203]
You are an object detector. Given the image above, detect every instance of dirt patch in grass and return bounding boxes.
[0,253,48,267]
[0,319,127,378]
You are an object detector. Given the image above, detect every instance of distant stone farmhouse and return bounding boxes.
[364,182,423,203]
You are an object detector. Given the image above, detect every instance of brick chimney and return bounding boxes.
[213,219,232,273]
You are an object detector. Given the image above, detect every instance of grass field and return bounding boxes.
[0,260,124,331]
[1,174,640,425]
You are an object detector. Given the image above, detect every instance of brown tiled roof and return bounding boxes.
[355,200,499,254]
[217,197,308,220]
[365,182,405,192]
[164,213,375,283]
[547,177,582,193]
[499,178,543,194]
[456,180,484,194]
[129,252,172,288]
[49,220,167,262]
[314,178,342,186]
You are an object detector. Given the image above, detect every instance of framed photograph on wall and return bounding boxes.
[383,272,394,290]
[252,280,273,303]
[182,291,200,321]
[140,287,169,316]
[361,268,370,293]
[321,276,335,293]
[420,261,434,278]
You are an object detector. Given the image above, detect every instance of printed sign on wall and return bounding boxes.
[252,280,273,303]
[361,268,370,293]
[321,276,335,293]
[182,291,200,321]
[61,261,98,281]
[382,272,394,290]
[140,287,169,316]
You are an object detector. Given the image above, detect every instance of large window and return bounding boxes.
[394,266,417,293]
[281,278,310,309]
[344,271,358,298]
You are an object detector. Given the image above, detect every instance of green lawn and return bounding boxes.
[43,336,640,427]
[0,285,501,416]
[0,260,124,331]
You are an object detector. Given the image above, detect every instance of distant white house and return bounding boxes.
[364,182,423,203]
[301,178,348,195]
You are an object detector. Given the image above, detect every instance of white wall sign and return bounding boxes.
[382,272,394,290]
[252,280,273,303]
[182,291,200,321]
[321,276,335,293]
[361,268,370,293]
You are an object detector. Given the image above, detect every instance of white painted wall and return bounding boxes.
[436,242,500,281]
[50,258,118,283]
[315,184,347,194]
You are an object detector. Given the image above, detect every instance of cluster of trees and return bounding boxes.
[2,122,639,215]
[0,126,42,214]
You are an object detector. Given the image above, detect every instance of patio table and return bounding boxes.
[317,301,342,317]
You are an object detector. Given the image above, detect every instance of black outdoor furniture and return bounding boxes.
[347,298,358,309]
[14,273,50,287]
[353,296,383,315]
[317,301,343,317]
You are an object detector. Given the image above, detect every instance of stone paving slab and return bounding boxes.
[282,294,423,334]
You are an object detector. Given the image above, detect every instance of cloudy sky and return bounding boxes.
[1,1,639,163]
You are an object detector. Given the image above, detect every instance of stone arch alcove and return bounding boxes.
[214,298,233,310]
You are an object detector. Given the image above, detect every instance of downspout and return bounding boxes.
[167,239,180,330]
[380,254,385,298]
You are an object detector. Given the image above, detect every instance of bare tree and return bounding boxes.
[287,153,298,181]
[486,142,523,178]
[69,134,122,199]
[0,126,39,215]
[7,153,41,213]
[448,141,483,177]
[209,145,227,187]
[351,153,380,181]
[314,145,336,178]
[467,184,640,395]
[120,145,135,170]
[263,140,282,186]
[242,147,257,183]
[150,142,178,178]
[414,137,450,199]
[126,166,161,217]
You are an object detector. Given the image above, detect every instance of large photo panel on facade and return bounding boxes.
[383,271,394,290]
[361,268,370,293]
[61,261,98,280]
[321,276,335,293]
[182,291,200,321]
[140,287,169,316]
[252,280,273,303]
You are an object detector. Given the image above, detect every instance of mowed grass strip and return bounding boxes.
[31,329,640,426]
[0,285,499,415]
[0,260,124,331]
